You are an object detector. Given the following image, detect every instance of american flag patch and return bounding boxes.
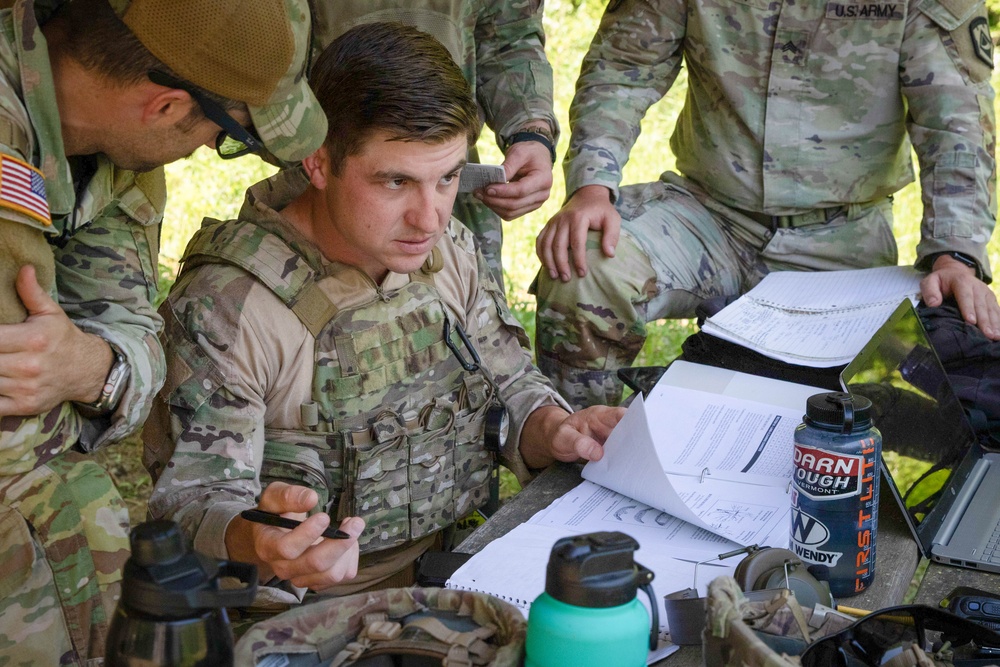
[0,154,50,226]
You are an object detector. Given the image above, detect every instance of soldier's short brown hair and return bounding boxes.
[309,22,481,175]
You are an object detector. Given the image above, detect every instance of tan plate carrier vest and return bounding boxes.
[181,218,496,554]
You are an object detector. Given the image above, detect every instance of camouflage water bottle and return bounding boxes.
[790,392,880,598]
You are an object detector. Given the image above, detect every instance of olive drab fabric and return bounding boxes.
[234,587,526,667]
[176,215,495,555]
[534,0,996,410]
[144,168,570,604]
[311,0,558,285]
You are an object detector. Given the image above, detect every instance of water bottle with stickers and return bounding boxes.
[790,392,881,598]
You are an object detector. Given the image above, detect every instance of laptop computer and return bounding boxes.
[840,299,1000,573]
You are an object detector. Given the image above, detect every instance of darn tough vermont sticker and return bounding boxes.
[970,17,994,69]
[0,154,50,226]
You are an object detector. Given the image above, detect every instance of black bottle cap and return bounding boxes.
[544,532,652,608]
[804,392,873,435]
[130,520,187,568]
[121,520,257,618]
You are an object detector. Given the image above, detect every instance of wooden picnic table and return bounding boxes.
[456,461,923,666]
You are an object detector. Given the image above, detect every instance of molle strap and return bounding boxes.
[372,412,407,444]
[323,301,453,401]
[462,375,492,411]
[421,247,444,275]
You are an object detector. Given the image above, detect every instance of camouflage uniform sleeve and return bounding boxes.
[563,0,686,201]
[472,0,559,144]
[904,0,996,282]
[145,265,270,562]
[61,167,167,450]
[446,221,571,484]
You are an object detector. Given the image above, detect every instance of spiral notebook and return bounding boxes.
[445,522,555,611]
[701,265,922,367]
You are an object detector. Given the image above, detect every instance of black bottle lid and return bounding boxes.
[544,532,653,608]
[120,520,257,618]
[804,392,873,435]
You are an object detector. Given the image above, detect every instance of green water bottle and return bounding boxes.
[525,532,657,667]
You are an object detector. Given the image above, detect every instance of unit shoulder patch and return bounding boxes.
[969,16,994,68]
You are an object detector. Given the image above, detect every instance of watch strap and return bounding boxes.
[79,346,131,415]
[503,130,556,164]
[932,251,983,280]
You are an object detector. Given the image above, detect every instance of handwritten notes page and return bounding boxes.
[701,265,923,367]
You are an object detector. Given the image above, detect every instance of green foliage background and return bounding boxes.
[105,2,1000,522]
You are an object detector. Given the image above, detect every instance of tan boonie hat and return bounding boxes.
[114,0,326,163]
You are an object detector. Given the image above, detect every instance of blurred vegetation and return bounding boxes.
[102,2,1000,527]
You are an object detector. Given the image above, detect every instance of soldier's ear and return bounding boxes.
[141,86,195,128]
[301,147,329,190]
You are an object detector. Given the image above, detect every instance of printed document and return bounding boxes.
[583,360,824,544]
[701,265,922,366]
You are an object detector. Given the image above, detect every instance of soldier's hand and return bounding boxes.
[237,482,365,592]
[519,404,626,470]
[921,255,1000,341]
[0,265,114,417]
[536,185,619,281]
[476,140,552,220]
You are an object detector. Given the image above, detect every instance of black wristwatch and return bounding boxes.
[931,251,983,280]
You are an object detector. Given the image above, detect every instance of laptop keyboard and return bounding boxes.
[983,523,1000,563]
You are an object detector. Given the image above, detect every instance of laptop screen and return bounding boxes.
[839,300,979,556]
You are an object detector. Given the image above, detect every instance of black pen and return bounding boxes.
[239,508,351,540]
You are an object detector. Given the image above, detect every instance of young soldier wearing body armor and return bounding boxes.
[310,0,560,287]
[143,22,623,613]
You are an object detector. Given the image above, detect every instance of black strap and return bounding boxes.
[505,130,556,164]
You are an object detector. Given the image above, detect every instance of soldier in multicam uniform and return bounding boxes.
[143,22,623,617]
[311,0,559,286]
[533,0,1000,410]
[0,0,326,663]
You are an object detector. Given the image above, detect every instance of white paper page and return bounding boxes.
[666,475,791,545]
[702,301,917,366]
[583,393,791,544]
[531,480,744,561]
[655,360,825,409]
[644,384,799,484]
[701,266,922,366]
[735,265,922,311]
